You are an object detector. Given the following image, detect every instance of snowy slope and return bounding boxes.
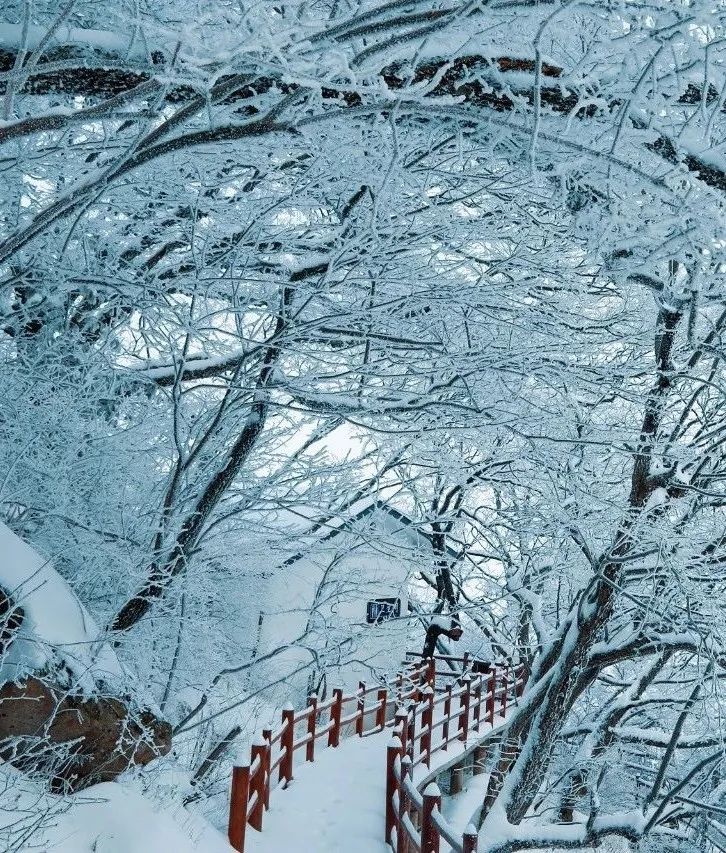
[0,521,122,691]
[0,777,234,853]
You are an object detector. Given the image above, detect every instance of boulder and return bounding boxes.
[0,676,172,791]
[0,521,171,790]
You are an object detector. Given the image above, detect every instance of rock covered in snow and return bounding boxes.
[0,521,122,691]
[0,676,172,791]
[0,522,171,790]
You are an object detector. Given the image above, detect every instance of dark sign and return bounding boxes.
[366,597,401,624]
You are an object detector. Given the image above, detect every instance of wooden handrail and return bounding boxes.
[432,804,462,850]
[228,652,525,852]
[315,695,337,713]
[293,705,314,724]
[384,660,525,852]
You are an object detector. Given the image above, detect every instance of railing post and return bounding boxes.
[329,687,343,747]
[306,694,317,762]
[421,685,434,767]
[487,672,495,727]
[395,708,409,756]
[450,757,465,793]
[442,683,452,750]
[473,744,488,776]
[421,783,441,853]
[407,702,416,760]
[262,728,272,809]
[228,764,249,852]
[376,687,388,731]
[280,705,295,785]
[385,735,402,844]
[397,755,412,853]
[473,674,482,732]
[356,681,366,736]
[459,675,471,743]
[249,739,267,831]
[427,656,436,689]
[463,823,479,852]
[500,670,509,718]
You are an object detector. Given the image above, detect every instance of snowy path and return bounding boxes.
[244,730,390,853]
[243,708,507,853]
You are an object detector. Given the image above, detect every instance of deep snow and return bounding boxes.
[0,521,122,690]
[0,776,234,853]
[244,730,390,853]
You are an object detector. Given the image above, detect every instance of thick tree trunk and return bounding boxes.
[110,286,292,632]
[482,298,684,825]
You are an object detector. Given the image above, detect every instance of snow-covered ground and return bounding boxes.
[245,731,390,853]
[0,521,122,690]
[441,769,488,836]
[0,776,234,853]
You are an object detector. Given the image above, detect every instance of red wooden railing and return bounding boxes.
[385,663,526,853]
[227,655,525,852]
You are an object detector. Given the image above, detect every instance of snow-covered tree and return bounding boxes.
[3,1,726,849]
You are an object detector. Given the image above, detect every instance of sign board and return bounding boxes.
[366,597,401,624]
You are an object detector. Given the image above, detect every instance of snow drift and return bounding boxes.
[0,522,171,790]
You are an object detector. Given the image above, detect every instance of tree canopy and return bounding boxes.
[3,1,726,850]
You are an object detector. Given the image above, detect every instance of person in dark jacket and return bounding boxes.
[422,615,463,659]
